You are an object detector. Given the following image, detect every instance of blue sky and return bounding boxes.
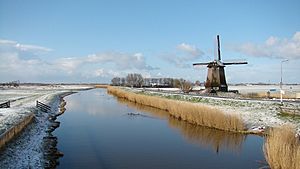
[0,0,299,83]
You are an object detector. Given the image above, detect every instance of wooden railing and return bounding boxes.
[280,106,300,116]
[0,101,10,108]
[36,101,51,112]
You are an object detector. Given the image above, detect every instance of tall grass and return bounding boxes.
[107,86,245,132]
[264,125,300,169]
[243,92,296,99]
[94,84,109,88]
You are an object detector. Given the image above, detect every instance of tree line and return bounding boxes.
[111,73,194,93]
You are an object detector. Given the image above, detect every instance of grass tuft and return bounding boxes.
[264,125,300,169]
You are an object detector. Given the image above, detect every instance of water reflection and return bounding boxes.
[66,91,117,116]
[168,118,245,153]
[115,97,246,154]
[116,97,169,119]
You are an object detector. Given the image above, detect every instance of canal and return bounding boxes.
[54,89,266,169]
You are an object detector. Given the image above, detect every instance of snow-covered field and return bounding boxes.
[0,85,92,134]
[229,84,300,96]
[0,84,93,168]
[142,84,300,96]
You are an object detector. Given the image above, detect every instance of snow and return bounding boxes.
[0,84,299,167]
[229,84,300,95]
[0,84,93,168]
[131,86,300,134]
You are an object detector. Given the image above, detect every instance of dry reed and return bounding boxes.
[264,125,300,169]
[94,84,109,88]
[107,86,246,132]
[243,92,296,99]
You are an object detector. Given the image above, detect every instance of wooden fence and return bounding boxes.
[0,101,10,108]
[36,100,51,112]
[280,106,300,116]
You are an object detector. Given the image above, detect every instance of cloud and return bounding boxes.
[162,43,205,68]
[0,39,52,53]
[229,32,300,60]
[0,52,57,82]
[56,52,158,74]
[91,69,120,78]
[177,43,204,57]
[0,39,157,82]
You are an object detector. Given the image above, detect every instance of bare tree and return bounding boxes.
[195,80,201,86]
[120,78,126,86]
[180,80,193,93]
[111,77,121,86]
[126,73,144,87]
[136,74,144,87]
[173,79,181,88]
[126,74,135,87]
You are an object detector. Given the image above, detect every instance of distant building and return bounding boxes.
[143,78,174,87]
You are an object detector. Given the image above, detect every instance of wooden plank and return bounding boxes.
[0,101,10,108]
[280,107,300,116]
[36,101,51,112]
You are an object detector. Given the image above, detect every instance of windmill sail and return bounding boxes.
[193,62,210,66]
[217,35,221,61]
[223,61,248,65]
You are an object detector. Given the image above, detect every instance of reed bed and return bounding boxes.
[264,125,300,169]
[94,84,109,88]
[243,92,296,99]
[107,86,246,132]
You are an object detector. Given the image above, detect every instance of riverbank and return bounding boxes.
[108,86,300,134]
[108,86,300,169]
[0,84,93,168]
[107,86,246,132]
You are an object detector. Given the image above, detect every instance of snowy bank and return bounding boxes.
[0,84,93,168]
[128,86,300,135]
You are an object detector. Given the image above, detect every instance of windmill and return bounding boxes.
[193,35,247,92]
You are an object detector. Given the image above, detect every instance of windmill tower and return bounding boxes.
[193,35,247,92]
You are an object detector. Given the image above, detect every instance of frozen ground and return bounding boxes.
[133,85,300,134]
[228,84,300,94]
[0,84,93,168]
[143,84,300,96]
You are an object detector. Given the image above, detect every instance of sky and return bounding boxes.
[0,0,299,83]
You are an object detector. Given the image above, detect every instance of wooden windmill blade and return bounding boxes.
[223,61,248,65]
[193,62,211,66]
[216,35,221,61]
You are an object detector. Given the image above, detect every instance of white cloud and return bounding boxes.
[177,43,204,57]
[0,39,16,45]
[0,39,157,82]
[229,32,300,59]
[92,69,120,78]
[0,52,57,82]
[0,39,52,53]
[162,43,205,68]
[55,52,157,74]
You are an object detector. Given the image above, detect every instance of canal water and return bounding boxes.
[54,89,266,169]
